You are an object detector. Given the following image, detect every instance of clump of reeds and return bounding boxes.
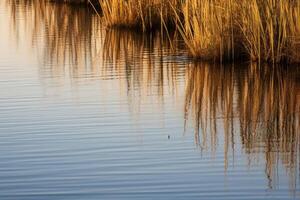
[174,0,300,63]
[98,0,300,63]
[172,0,236,61]
[99,0,180,30]
[237,0,300,63]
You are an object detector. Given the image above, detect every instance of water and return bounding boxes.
[0,1,299,199]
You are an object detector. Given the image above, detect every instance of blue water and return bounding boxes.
[0,1,299,199]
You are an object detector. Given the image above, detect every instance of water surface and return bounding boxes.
[0,1,299,199]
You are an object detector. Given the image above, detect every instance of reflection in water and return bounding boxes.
[7,0,102,72]
[237,65,300,191]
[5,0,300,197]
[184,63,300,191]
[102,29,187,113]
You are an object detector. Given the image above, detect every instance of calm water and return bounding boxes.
[0,1,299,199]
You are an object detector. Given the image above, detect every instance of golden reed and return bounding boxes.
[98,0,300,64]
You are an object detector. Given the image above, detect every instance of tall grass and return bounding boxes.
[172,0,236,61]
[98,0,300,63]
[236,0,300,63]
[172,0,300,63]
[99,0,180,30]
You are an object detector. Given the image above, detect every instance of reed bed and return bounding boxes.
[98,0,300,63]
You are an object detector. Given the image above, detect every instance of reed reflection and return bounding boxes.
[237,65,300,191]
[7,0,102,75]
[7,0,186,108]
[102,28,186,111]
[184,62,300,191]
[7,0,185,82]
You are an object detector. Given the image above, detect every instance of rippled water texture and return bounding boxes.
[0,1,299,199]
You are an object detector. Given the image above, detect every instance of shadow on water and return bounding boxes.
[6,0,300,195]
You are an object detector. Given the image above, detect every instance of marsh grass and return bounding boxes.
[171,0,300,63]
[98,0,300,63]
[98,0,181,30]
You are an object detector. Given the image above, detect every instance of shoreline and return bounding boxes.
[53,0,300,65]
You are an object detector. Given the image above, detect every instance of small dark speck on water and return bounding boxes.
[168,135,170,139]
